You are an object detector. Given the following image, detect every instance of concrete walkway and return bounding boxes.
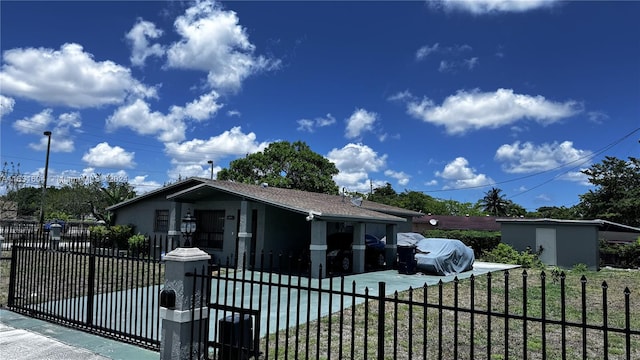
[0,309,158,360]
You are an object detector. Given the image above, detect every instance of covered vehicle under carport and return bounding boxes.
[395,232,475,276]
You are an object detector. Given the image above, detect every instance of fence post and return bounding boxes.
[160,247,211,360]
[378,281,385,359]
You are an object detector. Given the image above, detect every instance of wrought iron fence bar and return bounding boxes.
[624,287,631,360]
[454,277,459,360]
[487,271,493,359]
[505,270,510,360]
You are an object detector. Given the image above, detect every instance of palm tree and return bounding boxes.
[480,187,508,216]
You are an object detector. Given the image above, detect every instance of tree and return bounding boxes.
[218,141,340,194]
[479,187,509,216]
[368,183,398,206]
[87,175,136,224]
[504,200,527,217]
[532,206,580,219]
[578,156,640,227]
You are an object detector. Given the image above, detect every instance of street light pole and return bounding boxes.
[207,160,213,180]
[39,131,52,235]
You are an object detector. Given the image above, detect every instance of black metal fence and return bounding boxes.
[7,233,171,350]
[187,254,639,360]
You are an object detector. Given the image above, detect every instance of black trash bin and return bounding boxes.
[397,245,417,275]
[218,313,253,360]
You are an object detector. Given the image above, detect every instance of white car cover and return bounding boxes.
[395,232,475,276]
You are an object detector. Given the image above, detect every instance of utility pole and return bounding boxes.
[39,131,52,236]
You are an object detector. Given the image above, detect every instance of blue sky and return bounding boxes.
[1,0,639,212]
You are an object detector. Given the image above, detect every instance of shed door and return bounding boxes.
[536,228,557,266]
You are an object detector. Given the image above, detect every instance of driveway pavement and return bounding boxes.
[0,309,158,360]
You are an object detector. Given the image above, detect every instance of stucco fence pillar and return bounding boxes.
[160,247,211,360]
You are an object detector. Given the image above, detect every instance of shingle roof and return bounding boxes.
[110,177,421,224]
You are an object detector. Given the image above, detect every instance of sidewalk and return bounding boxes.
[0,309,158,360]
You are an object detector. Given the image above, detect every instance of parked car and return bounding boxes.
[396,232,474,276]
[326,232,386,273]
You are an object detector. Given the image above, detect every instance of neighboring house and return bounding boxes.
[497,218,640,270]
[106,177,421,277]
[413,214,501,233]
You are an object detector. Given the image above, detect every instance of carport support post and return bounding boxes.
[309,220,327,278]
[160,247,211,360]
[384,225,398,268]
[237,200,252,269]
[352,223,366,273]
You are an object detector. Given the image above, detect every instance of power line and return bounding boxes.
[415,126,640,195]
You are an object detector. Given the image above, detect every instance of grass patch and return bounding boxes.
[257,268,639,360]
[1,248,164,308]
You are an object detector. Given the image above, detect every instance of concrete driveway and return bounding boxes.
[210,261,521,338]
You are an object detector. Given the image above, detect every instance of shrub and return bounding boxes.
[481,243,543,269]
[600,238,640,268]
[128,233,147,255]
[571,263,589,273]
[88,224,133,249]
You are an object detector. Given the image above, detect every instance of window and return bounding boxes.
[154,209,169,232]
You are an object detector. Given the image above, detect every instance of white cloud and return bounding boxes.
[0,43,157,108]
[13,109,54,135]
[405,88,582,135]
[495,141,593,173]
[227,110,242,117]
[0,95,15,118]
[166,0,280,92]
[167,163,224,180]
[164,126,269,166]
[438,57,479,72]
[435,157,494,189]
[424,179,438,186]
[345,108,378,139]
[297,113,336,132]
[326,143,387,192]
[106,91,222,142]
[464,57,479,69]
[126,18,165,67]
[14,109,81,152]
[416,43,440,61]
[434,0,559,14]
[587,111,609,124]
[387,90,415,102]
[129,175,163,194]
[384,169,410,186]
[438,60,452,73]
[29,134,74,153]
[560,170,591,186]
[82,142,136,169]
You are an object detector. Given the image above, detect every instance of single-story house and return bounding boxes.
[106,177,422,277]
[413,214,501,233]
[496,218,640,270]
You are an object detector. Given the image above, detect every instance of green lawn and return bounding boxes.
[263,268,640,360]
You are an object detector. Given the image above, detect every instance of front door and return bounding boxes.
[195,210,225,250]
